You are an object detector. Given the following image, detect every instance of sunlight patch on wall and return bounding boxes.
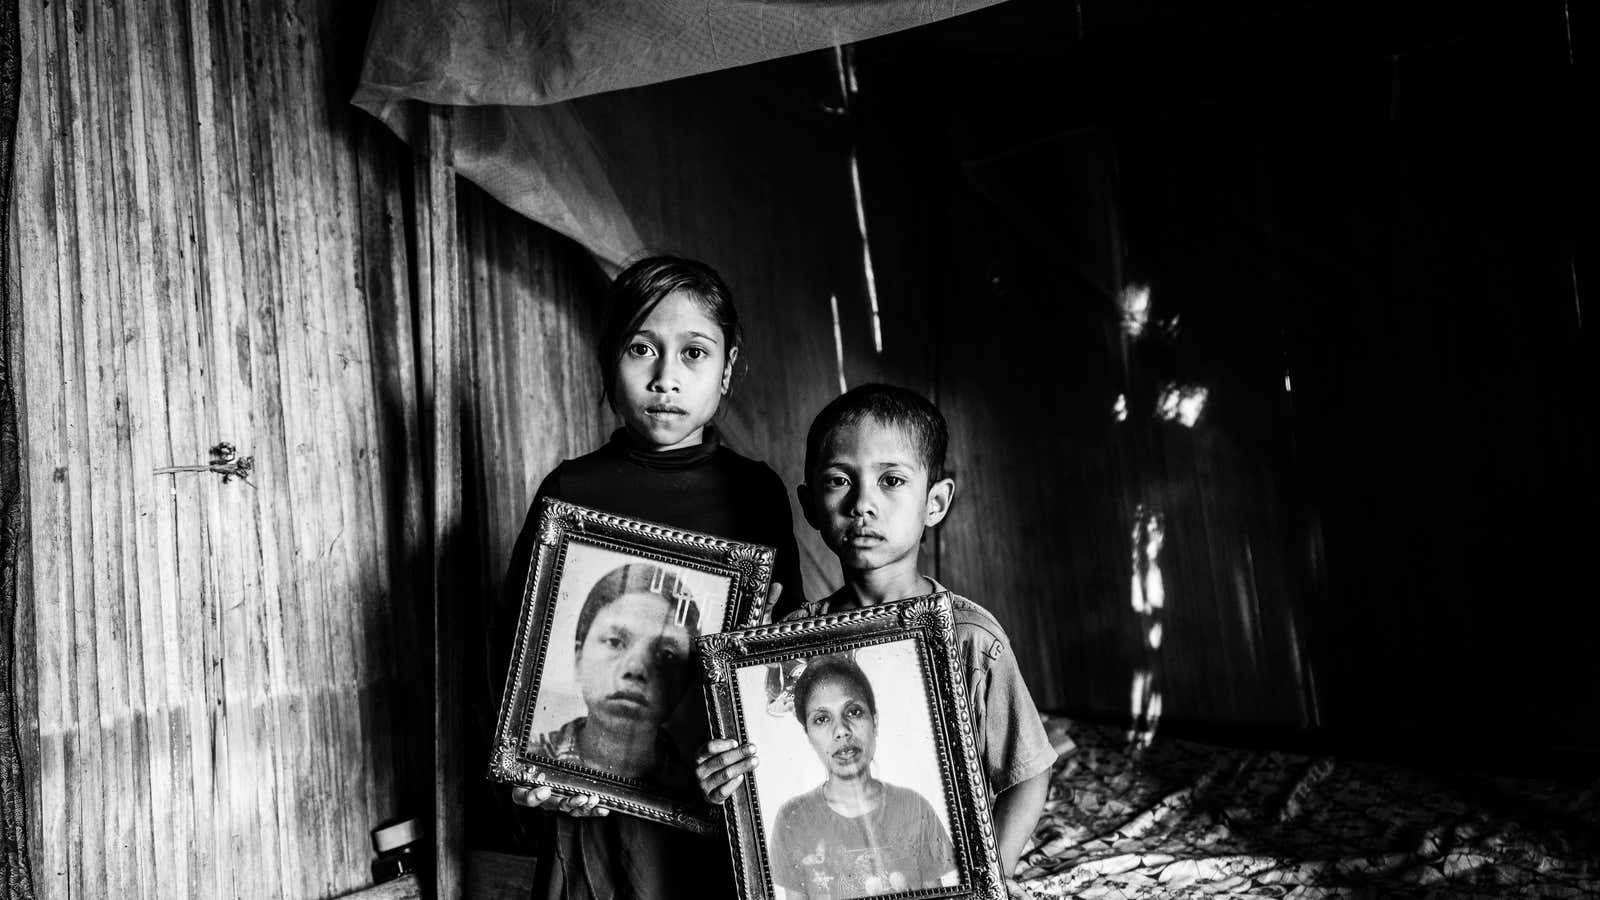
[1120,282,1151,338]
[1129,506,1165,746]
[1129,507,1165,615]
[848,152,883,354]
[829,293,847,394]
[833,45,882,354]
[1156,383,1208,428]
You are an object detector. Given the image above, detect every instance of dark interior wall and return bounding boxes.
[846,0,1597,754]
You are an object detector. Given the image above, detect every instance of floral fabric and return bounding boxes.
[1016,717,1599,899]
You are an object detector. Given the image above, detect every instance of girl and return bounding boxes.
[498,254,805,899]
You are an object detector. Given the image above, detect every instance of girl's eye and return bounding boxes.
[846,704,864,719]
[602,635,625,650]
[811,713,829,728]
[683,345,710,361]
[626,342,655,358]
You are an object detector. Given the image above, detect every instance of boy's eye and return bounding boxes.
[823,474,850,489]
[845,704,864,719]
[881,474,907,489]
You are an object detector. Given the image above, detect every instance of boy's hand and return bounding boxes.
[511,780,610,817]
[695,739,758,802]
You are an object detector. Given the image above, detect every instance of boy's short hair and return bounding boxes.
[803,383,948,482]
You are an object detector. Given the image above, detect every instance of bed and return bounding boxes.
[1015,716,1599,899]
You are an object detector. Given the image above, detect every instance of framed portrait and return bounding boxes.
[488,498,774,833]
[699,593,1005,900]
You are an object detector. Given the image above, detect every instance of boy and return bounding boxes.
[695,383,1058,882]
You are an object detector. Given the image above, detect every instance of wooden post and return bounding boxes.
[412,107,464,900]
[1,0,36,891]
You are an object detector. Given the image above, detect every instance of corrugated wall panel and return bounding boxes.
[14,0,430,897]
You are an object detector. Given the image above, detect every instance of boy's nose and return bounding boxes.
[848,487,877,518]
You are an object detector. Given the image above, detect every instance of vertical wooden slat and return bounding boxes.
[414,108,463,900]
[1,0,31,891]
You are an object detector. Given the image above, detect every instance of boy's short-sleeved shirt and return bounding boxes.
[783,579,1058,797]
[772,782,955,898]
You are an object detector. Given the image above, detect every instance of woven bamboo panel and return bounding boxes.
[13,0,430,897]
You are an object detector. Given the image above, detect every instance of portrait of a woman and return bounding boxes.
[770,654,957,899]
[529,562,702,790]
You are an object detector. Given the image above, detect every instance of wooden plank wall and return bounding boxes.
[13,0,431,897]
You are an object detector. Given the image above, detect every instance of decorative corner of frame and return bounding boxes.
[698,632,748,683]
[898,593,952,633]
[727,544,774,589]
[538,499,578,546]
[491,739,537,783]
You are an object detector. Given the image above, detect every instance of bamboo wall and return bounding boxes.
[13,0,431,897]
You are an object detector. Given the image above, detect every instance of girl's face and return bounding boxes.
[615,290,735,451]
[801,677,878,781]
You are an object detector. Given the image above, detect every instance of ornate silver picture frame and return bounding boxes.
[488,498,774,833]
[699,594,1005,900]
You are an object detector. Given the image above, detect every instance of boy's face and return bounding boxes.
[801,417,953,578]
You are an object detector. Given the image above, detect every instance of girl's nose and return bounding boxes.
[648,357,680,393]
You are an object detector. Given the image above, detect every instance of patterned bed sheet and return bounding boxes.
[1015,716,1599,899]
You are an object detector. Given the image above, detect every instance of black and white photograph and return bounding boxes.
[742,644,956,899]
[523,544,729,784]
[700,596,1005,900]
[488,499,771,829]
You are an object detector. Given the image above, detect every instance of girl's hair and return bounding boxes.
[598,255,742,406]
[574,563,703,649]
[791,654,877,727]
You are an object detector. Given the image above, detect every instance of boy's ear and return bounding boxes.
[923,477,956,527]
[797,482,821,530]
[721,347,739,395]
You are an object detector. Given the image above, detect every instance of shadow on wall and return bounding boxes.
[848,0,1598,755]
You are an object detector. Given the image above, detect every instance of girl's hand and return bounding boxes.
[511,781,610,817]
[695,739,758,802]
[762,582,784,625]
